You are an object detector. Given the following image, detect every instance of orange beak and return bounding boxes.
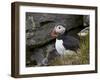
[50,29,58,38]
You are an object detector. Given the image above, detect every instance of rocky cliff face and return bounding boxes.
[26,12,88,66]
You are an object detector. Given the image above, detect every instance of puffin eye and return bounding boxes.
[58,27,61,29]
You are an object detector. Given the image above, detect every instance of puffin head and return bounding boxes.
[51,25,66,38]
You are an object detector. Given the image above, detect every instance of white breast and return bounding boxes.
[55,39,76,55]
[55,39,66,55]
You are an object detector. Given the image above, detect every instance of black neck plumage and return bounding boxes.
[57,33,66,40]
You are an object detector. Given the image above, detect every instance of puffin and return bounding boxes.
[51,25,80,56]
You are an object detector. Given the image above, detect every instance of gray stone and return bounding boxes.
[30,49,45,66]
[83,15,89,26]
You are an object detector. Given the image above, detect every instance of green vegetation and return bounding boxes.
[79,33,89,64]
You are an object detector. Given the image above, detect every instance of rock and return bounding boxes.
[77,27,89,37]
[83,15,89,26]
[26,42,56,66]
[30,49,45,66]
[47,49,60,63]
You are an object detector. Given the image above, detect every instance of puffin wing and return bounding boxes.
[62,36,80,51]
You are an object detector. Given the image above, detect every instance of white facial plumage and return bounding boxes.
[54,25,65,34]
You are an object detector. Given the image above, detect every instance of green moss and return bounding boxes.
[79,33,89,64]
